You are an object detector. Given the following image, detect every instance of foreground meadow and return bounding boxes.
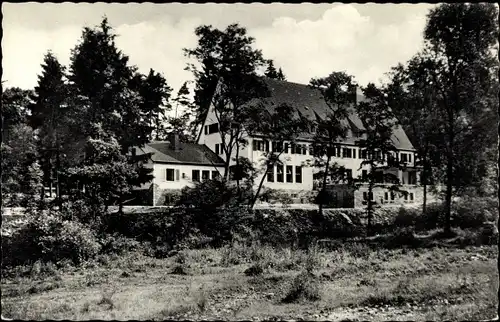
[1,241,497,321]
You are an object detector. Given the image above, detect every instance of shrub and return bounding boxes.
[2,210,101,267]
[170,264,189,275]
[453,197,498,228]
[394,207,420,228]
[282,271,321,303]
[100,233,141,255]
[245,263,264,276]
[385,227,422,248]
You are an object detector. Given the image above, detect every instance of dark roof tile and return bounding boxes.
[142,141,225,166]
[254,77,415,150]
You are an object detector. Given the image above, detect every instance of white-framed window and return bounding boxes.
[295,166,302,183]
[166,168,175,181]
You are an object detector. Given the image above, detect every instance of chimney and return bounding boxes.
[169,133,180,151]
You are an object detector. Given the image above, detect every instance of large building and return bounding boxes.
[141,77,423,208]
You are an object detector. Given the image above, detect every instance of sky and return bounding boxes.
[2,3,436,96]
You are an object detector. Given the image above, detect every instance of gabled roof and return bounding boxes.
[140,141,225,166]
[251,77,415,151]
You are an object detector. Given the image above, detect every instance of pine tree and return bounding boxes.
[28,51,68,202]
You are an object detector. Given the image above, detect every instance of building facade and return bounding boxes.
[197,77,424,208]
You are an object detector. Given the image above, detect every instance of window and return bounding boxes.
[401,153,408,163]
[404,193,408,201]
[309,145,314,156]
[362,170,368,182]
[207,123,219,134]
[204,126,208,135]
[166,169,175,181]
[202,170,210,181]
[215,144,219,155]
[267,166,275,182]
[408,154,412,162]
[410,193,414,201]
[295,166,302,183]
[212,171,219,180]
[352,149,356,159]
[277,166,284,182]
[363,192,373,201]
[361,149,368,159]
[252,140,268,152]
[384,192,389,201]
[175,169,180,181]
[284,143,289,154]
[286,166,293,183]
[192,170,200,182]
[342,148,352,158]
[391,192,395,201]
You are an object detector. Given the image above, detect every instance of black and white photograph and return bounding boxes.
[1,2,498,321]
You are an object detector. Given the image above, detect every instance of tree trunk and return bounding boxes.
[444,152,453,234]
[235,141,241,201]
[422,145,428,215]
[56,150,62,210]
[367,178,374,236]
[250,165,270,209]
[444,111,454,235]
[319,154,331,216]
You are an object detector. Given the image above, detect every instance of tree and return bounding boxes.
[264,59,286,81]
[1,87,41,207]
[2,87,32,140]
[422,3,498,233]
[65,125,153,220]
[355,83,408,236]
[136,69,172,141]
[308,72,355,215]
[245,102,310,208]
[184,23,267,138]
[167,81,195,142]
[28,51,69,204]
[67,17,163,211]
[184,23,269,187]
[385,56,444,215]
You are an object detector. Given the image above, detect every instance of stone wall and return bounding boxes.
[353,185,441,209]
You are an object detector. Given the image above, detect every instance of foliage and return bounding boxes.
[264,59,286,80]
[1,123,43,207]
[309,72,355,213]
[355,83,408,235]
[184,23,267,132]
[245,102,311,207]
[2,210,101,267]
[282,271,321,303]
[167,81,195,142]
[65,128,153,220]
[420,3,498,232]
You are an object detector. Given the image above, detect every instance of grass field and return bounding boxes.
[1,241,497,321]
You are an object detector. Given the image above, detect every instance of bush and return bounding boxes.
[245,263,264,276]
[453,197,498,228]
[2,210,101,267]
[282,271,321,303]
[100,233,141,255]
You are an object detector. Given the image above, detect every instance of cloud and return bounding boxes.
[251,4,427,86]
[2,4,428,97]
